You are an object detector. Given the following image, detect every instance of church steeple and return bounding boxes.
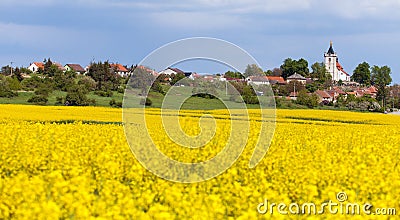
[327,41,335,55]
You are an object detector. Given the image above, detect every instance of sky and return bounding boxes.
[0,0,399,83]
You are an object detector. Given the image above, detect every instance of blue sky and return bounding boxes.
[0,0,399,83]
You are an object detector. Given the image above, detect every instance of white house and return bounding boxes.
[159,67,184,75]
[110,64,130,77]
[64,64,85,74]
[287,73,307,84]
[246,76,270,85]
[28,62,44,73]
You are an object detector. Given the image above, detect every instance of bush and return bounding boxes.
[140,98,152,106]
[109,99,123,108]
[117,86,125,94]
[242,85,259,104]
[21,75,44,91]
[65,85,95,106]
[94,90,113,97]
[0,76,18,98]
[27,95,48,105]
[6,77,22,91]
[0,90,18,98]
[55,96,64,105]
[35,85,52,97]
[78,76,96,92]
[296,90,319,108]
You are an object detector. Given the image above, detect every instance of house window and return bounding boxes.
[329,58,331,62]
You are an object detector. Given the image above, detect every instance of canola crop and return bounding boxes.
[1,104,400,219]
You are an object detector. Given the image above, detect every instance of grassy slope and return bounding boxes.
[0,90,353,111]
[0,91,124,107]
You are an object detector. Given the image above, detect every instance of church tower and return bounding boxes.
[324,41,338,81]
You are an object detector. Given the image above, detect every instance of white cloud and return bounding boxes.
[311,0,400,19]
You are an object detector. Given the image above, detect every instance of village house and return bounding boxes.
[267,76,286,85]
[136,65,159,77]
[28,61,64,73]
[159,67,185,75]
[287,73,307,84]
[64,64,85,74]
[315,90,333,103]
[110,64,130,77]
[246,76,270,85]
[28,62,44,73]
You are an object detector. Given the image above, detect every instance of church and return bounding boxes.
[324,42,351,82]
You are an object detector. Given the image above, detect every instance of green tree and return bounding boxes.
[170,73,186,86]
[351,62,371,85]
[371,65,392,110]
[0,75,18,98]
[129,67,156,94]
[296,90,318,108]
[87,61,119,91]
[280,58,309,79]
[311,62,328,82]
[65,85,95,106]
[244,64,264,78]
[1,65,12,75]
[242,85,259,104]
[224,71,244,79]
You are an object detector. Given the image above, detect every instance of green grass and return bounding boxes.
[0,90,124,107]
[147,91,261,110]
[0,91,35,105]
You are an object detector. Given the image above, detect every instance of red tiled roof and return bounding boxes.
[266,76,285,83]
[336,61,349,76]
[33,62,44,69]
[66,64,85,72]
[110,64,128,72]
[333,87,346,95]
[315,90,332,98]
[368,86,378,93]
[249,76,269,82]
[54,63,65,71]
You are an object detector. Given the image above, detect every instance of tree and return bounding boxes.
[87,61,119,91]
[170,72,186,86]
[244,64,264,78]
[1,65,12,76]
[310,62,328,82]
[65,85,95,106]
[296,90,319,108]
[271,68,282,77]
[224,71,244,79]
[351,62,371,85]
[54,71,75,91]
[0,75,18,98]
[264,69,273,76]
[280,58,309,79]
[371,65,392,110]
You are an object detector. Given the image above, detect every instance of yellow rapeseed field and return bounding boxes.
[1,104,400,219]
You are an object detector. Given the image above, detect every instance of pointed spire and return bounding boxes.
[327,41,335,55]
